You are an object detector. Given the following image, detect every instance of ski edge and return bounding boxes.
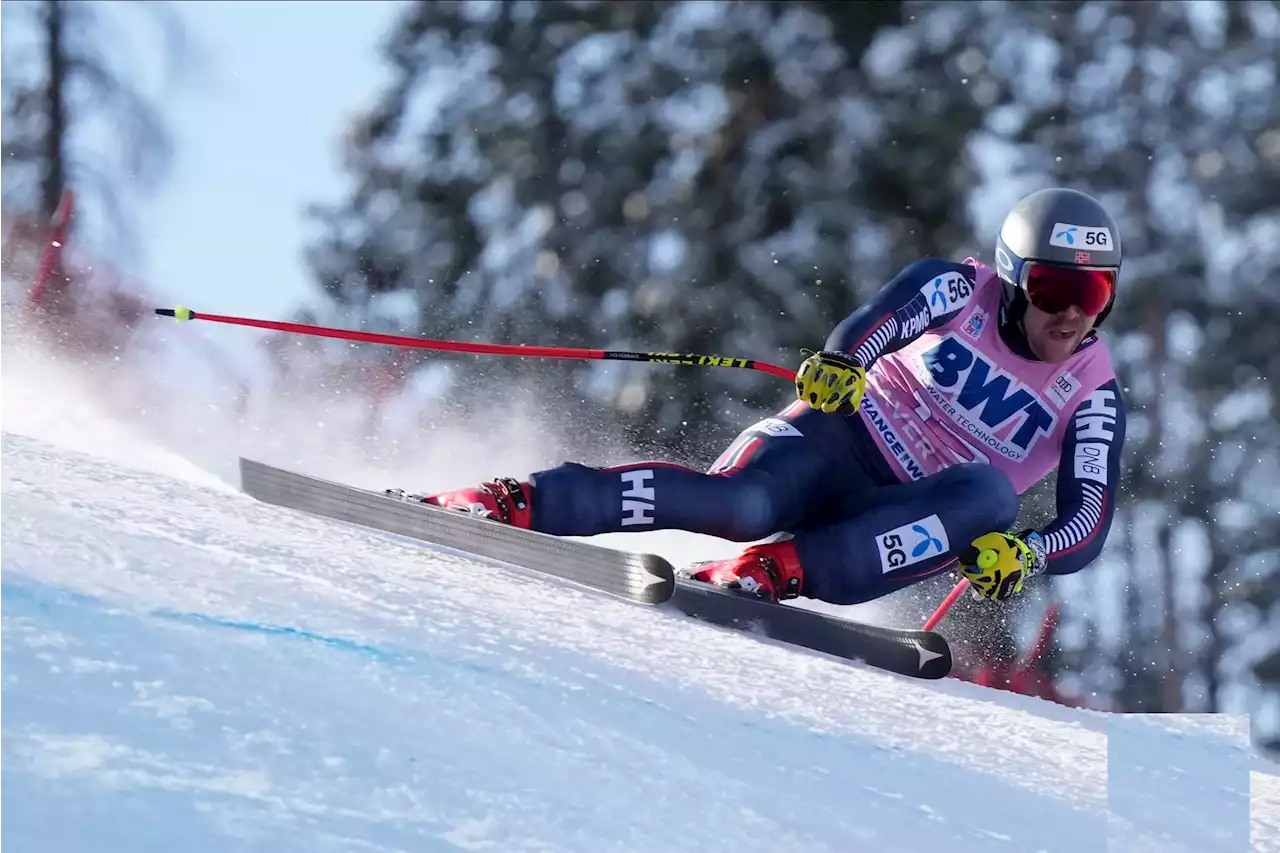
[670,577,953,680]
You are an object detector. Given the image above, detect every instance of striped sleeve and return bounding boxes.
[825,258,978,370]
[1038,378,1126,575]
[849,316,901,367]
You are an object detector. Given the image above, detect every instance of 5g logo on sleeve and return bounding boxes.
[924,273,974,315]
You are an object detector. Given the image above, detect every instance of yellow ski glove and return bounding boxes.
[959,531,1047,601]
[795,350,867,415]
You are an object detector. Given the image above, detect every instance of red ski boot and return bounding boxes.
[684,538,805,602]
[418,477,534,529]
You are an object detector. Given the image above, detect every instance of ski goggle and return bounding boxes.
[1022,262,1116,316]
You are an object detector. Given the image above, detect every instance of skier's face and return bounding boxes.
[1023,302,1097,362]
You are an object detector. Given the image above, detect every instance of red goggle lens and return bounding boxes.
[1024,264,1116,316]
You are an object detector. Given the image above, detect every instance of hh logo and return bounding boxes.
[1075,389,1118,441]
[1071,388,1118,485]
[876,514,950,573]
[922,335,1055,452]
[620,469,656,526]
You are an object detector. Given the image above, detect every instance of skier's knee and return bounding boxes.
[948,463,1019,532]
[718,475,784,542]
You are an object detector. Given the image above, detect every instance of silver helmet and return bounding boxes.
[995,188,1122,326]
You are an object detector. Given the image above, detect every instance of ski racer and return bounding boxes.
[421,187,1128,606]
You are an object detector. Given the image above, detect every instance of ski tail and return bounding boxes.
[238,458,675,605]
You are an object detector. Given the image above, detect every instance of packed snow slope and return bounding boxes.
[2,346,1278,852]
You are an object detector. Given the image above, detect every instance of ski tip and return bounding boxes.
[155,306,194,321]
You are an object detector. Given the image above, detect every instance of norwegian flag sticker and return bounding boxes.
[1075,251,1092,264]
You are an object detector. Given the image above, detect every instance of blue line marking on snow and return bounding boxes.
[150,608,411,664]
[2,576,408,665]
[1,576,100,610]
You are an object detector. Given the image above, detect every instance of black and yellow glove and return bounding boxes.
[795,350,867,414]
[959,530,1047,601]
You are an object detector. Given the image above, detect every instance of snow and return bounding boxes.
[3,336,1279,851]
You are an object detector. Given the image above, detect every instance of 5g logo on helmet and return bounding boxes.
[1049,222,1113,250]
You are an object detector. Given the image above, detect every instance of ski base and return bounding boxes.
[238,458,951,679]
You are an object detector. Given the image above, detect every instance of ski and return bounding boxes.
[669,575,952,680]
[238,459,951,679]
[238,458,675,605]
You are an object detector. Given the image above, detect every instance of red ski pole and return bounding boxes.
[155,306,795,380]
[923,578,968,632]
[26,189,75,312]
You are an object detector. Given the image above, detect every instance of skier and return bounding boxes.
[421,187,1128,606]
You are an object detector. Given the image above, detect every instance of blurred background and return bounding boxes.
[2,0,1277,757]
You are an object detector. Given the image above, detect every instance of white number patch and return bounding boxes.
[748,417,803,438]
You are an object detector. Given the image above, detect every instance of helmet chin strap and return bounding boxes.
[999,283,1030,329]
[998,291,1040,360]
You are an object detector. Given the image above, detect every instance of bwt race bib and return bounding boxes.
[857,260,1117,494]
